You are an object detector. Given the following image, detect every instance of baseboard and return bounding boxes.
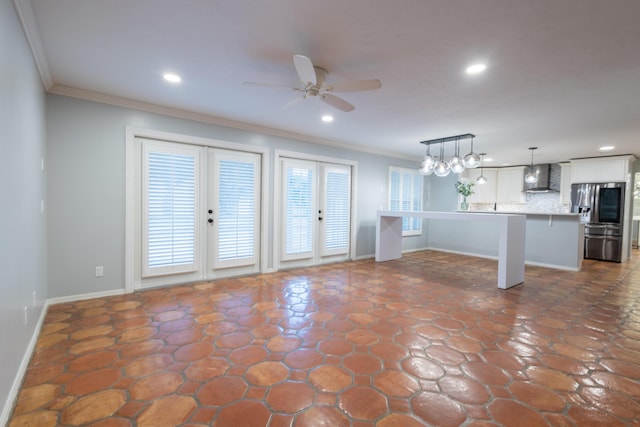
[0,301,49,426]
[46,288,126,305]
[426,247,499,261]
[524,260,581,271]
[428,247,581,271]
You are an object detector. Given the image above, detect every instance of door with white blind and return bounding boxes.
[136,139,261,289]
[280,158,352,268]
[207,149,261,276]
[142,141,201,280]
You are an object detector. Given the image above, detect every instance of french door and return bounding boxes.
[137,138,261,289]
[206,149,261,276]
[279,158,352,268]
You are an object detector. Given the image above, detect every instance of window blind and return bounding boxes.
[145,149,198,275]
[285,166,314,255]
[323,169,350,252]
[389,166,423,236]
[217,159,255,262]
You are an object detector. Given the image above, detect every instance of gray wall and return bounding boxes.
[46,94,430,298]
[0,0,47,420]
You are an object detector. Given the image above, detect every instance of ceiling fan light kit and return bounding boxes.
[419,133,480,177]
[245,54,382,112]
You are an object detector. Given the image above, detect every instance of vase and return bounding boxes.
[460,196,469,211]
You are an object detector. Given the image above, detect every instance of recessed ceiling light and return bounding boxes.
[163,73,181,83]
[501,163,511,166]
[599,145,615,152]
[321,115,334,123]
[484,157,493,162]
[466,63,487,75]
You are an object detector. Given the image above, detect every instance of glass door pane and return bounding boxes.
[209,149,260,271]
[142,141,200,277]
[281,159,317,261]
[320,163,351,257]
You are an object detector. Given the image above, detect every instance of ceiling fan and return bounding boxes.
[244,55,382,112]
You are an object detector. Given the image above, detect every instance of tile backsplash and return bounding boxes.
[473,191,570,213]
[471,164,570,213]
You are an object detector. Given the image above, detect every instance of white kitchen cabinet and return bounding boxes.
[559,163,572,205]
[465,168,497,204]
[571,156,633,183]
[496,167,525,203]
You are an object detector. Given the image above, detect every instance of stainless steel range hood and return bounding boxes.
[523,164,551,192]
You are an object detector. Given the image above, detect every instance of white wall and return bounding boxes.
[46,93,429,298]
[0,0,47,421]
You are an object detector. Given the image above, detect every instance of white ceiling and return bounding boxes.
[16,0,640,166]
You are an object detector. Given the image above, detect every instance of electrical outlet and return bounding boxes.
[23,306,28,325]
[95,266,104,277]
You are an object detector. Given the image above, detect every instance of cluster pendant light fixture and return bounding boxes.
[418,133,480,177]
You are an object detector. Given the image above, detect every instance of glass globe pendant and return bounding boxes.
[449,138,465,174]
[524,147,539,184]
[419,145,435,176]
[433,142,451,177]
[463,136,481,168]
[476,153,487,184]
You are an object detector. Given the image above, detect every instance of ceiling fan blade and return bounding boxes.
[325,79,382,93]
[320,94,355,112]
[293,54,317,86]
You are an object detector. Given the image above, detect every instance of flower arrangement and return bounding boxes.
[455,181,475,197]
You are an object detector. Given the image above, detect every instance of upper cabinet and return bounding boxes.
[496,167,525,203]
[464,168,497,204]
[462,166,525,204]
[571,156,634,183]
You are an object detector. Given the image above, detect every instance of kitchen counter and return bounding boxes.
[461,210,578,217]
[429,211,583,271]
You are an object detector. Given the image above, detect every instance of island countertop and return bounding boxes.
[459,210,578,217]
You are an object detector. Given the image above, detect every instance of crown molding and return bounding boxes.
[13,0,54,90]
[48,83,417,162]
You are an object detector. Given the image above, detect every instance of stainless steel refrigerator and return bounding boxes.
[570,182,625,262]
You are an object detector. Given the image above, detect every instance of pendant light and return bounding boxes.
[449,137,465,174]
[476,153,487,184]
[462,136,481,168]
[524,147,538,184]
[419,144,435,176]
[433,142,451,177]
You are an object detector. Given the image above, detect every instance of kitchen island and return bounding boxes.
[429,211,584,271]
[376,210,526,289]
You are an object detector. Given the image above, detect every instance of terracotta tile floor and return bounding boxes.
[9,250,640,426]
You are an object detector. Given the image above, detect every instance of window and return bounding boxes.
[389,166,423,236]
